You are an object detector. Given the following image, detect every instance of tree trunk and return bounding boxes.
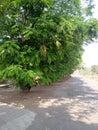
[22,84,31,92]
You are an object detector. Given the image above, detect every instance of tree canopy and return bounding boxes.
[0,0,98,90]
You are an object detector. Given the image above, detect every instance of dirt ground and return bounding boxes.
[1,76,98,130]
[0,76,70,111]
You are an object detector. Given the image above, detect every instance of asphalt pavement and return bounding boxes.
[0,76,98,130]
[0,103,36,130]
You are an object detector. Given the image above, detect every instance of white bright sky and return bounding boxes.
[82,0,98,67]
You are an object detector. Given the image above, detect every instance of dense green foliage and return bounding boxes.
[0,0,98,90]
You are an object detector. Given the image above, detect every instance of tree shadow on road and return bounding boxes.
[27,76,98,130]
[0,76,98,130]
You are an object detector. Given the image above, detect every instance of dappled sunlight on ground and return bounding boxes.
[38,98,73,108]
[36,77,98,125]
[67,98,98,124]
[38,95,98,124]
[0,76,98,128]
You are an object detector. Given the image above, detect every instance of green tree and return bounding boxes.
[0,0,98,91]
[91,65,98,74]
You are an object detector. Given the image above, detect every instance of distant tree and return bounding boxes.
[0,0,98,91]
[91,65,98,74]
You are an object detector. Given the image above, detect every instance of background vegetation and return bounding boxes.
[79,65,98,82]
[0,0,98,90]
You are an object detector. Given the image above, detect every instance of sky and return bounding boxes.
[82,0,98,67]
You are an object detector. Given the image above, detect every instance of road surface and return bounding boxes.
[0,76,98,130]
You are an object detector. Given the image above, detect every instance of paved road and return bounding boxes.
[0,103,36,130]
[0,76,98,130]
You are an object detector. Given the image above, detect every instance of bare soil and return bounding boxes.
[0,76,70,111]
[1,76,98,130]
